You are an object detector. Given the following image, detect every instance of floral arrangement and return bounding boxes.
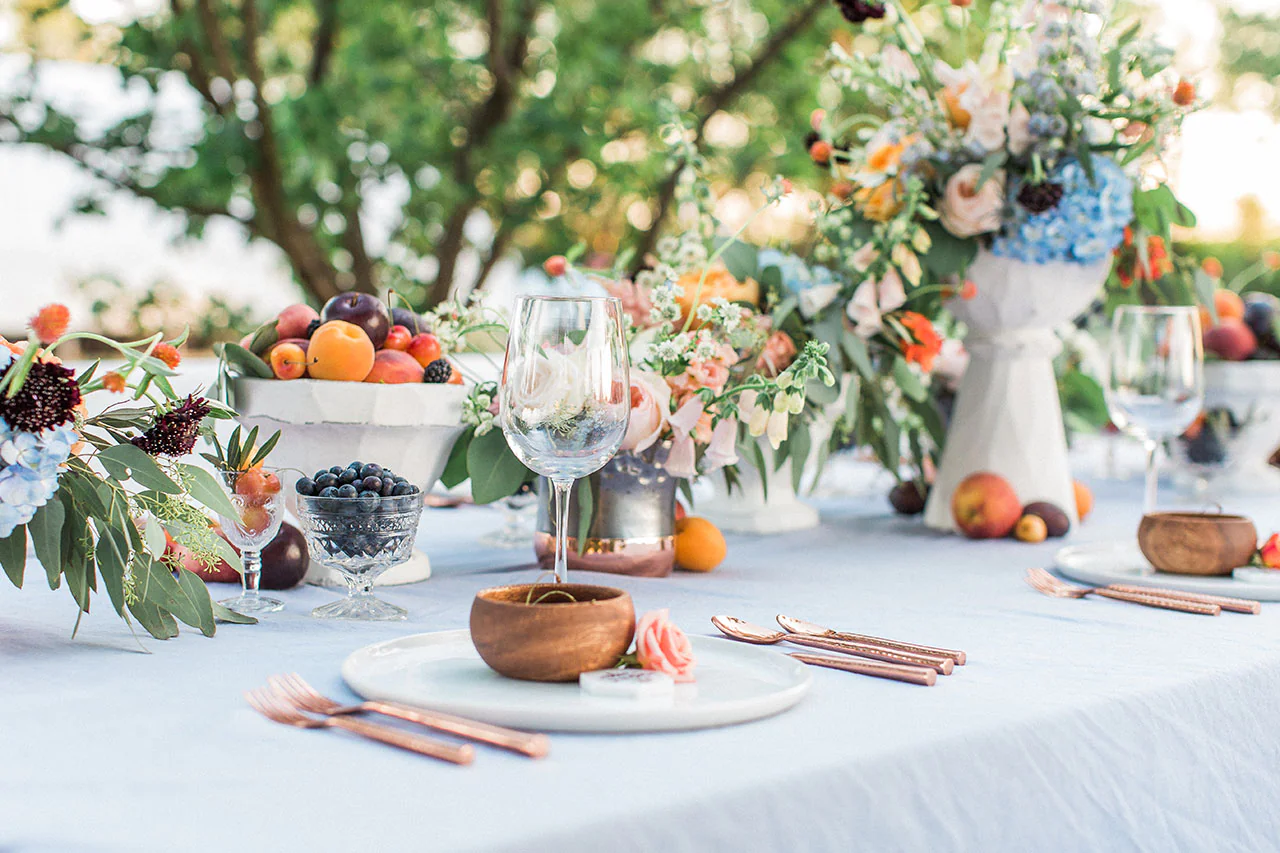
[445,108,834,505]
[0,305,252,640]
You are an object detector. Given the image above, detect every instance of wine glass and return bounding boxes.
[500,296,630,583]
[217,469,286,615]
[1105,306,1204,513]
[479,482,538,549]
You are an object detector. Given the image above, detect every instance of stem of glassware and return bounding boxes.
[1143,438,1160,514]
[241,548,262,601]
[551,477,574,584]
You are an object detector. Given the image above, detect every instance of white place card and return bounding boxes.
[579,668,676,700]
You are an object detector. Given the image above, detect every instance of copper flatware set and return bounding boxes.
[246,673,549,764]
[1024,568,1262,616]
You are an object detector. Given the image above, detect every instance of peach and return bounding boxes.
[1214,289,1245,323]
[308,320,375,381]
[407,333,443,368]
[951,472,1021,539]
[383,325,412,352]
[447,363,464,385]
[275,303,320,340]
[269,342,307,380]
[364,349,425,384]
[1204,320,1256,361]
[165,527,239,583]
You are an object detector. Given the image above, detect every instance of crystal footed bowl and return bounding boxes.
[295,493,424,620]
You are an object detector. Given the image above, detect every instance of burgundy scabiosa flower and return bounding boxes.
[131,395,211,457]
[1016,181,1065,214]
[835,0,885,23]
[0,358,82,433]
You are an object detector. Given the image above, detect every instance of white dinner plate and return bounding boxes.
[342,630,812,733]
[1055,542,1280,600]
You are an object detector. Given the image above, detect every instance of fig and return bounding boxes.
[1021,501,1070,538]
[260,522,310,590]
[888,480,928,515]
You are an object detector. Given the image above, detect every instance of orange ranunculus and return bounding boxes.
[1173,79,1196,107]
[102,371,126,393]
[898,311,943,372]
[674,264,760,324]
[1122,226,1134,248]
[866,140,906,173]
[854,179,903,222]
[940,84,971,130]
[1147,237,1173,280]
[30,304,70,344]
[153,343,182,369]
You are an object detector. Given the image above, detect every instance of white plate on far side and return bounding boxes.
[1055,542,1280,601]
[342,630,812,733]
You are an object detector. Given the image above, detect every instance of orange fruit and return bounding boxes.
[674,516,726,573]
[1214,289,1245,323]
[308,320,375,381]
[1073,480,1093,522]
[234,467,269,497]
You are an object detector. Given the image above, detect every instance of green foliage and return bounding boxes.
[4,0,841,307]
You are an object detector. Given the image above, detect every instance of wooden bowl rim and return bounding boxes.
[474,583,631,608]
[1141,511,1254,525]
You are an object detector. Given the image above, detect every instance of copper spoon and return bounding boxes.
[711,615,951,675]
[777,614,967,666]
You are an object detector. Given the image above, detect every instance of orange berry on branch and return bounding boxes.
[30,304,70,344]
[1173,79,1196,107]
[809,140,833,165]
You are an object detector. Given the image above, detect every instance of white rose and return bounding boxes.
[505,350,585,425]
[1007,101,1032,156]
[940,164,1005,239]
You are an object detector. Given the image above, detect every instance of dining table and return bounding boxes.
[4,474,1280,853]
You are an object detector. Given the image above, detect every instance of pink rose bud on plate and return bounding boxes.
[580,669,675,700]
[635,609,696,683]
[1261,533,1280,569]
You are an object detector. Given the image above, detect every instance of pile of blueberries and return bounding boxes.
[295,461,420,513]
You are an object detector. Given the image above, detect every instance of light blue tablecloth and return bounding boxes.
[4,479,1280,853]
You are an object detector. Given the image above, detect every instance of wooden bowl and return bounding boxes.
[470,584,636,682]
[1137,512,1258,576]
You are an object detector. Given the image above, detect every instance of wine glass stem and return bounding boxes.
[1143,438,1160,514]
[551,477,574,584]
[241,549,262,600]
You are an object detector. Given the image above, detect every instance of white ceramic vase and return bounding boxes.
[923,249,1110,533]
[230,377,467,586]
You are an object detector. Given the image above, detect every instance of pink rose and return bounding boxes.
[634,609,696,683]
[602,279,655,329]
[621,371,671,453]
[939,163,1004,239]
[755,331,798,378]
[668,343,737,397]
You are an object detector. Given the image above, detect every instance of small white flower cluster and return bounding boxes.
[694,297,742,332]
[462,381,498,436]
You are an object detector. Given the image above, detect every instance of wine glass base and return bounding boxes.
[478,527,533,549]
[312,594,407,621]
[219,594,284,615]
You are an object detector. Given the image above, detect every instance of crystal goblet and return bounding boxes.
[295,492,423,621]
[217,469,286,615]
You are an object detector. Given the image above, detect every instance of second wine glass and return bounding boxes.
[1105,305,1204,513]
[499,296,630,584]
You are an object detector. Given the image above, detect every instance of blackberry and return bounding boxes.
[1016,181,1064,214]
[423,358,453,384]
[305,319,323,338]
[834,0,885,23]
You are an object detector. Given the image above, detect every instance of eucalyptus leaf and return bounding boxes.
[143,516,168,559]
[98,445,181,494]
[467,428,531,504]
[892,357,929,402]
[0,525,27,588]
[216,343,274,379]
[129,599,179,640]
[788,422,811,495]
[212,602,258,624]
[95,523,130,616]
[716,240,760,283]
[575,479,594,556]
[176,463,240,519]
[29,499,65,590]
[440,428,474,489]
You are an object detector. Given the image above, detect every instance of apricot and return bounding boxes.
[365,349,425,384]
[1214,289,1245,323]
[269,342,307,380]
[308,320,376,381]
[1204,319,1257,361]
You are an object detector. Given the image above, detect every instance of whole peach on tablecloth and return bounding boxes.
[951,472,1021,539]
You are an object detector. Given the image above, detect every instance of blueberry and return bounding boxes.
[394,476,409,485]
[319,485,339,497]
[392,482,415,497]
[357,490,381,512]
[330,465,345,475]
[358,475,381,492]
[336,483,359,499]
[295,477,317,496]
[314,469,329,480]
[338,468,359,485]
[359,463,383,480]
[380,477,396,496]
[318,485,341,511]
[348,460,363,471]
[315,472,339,490]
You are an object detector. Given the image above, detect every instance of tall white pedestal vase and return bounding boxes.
[923,249,1109,532]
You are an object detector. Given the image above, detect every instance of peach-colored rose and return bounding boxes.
[1007,101,1032,156]
[621,370,671,453]
[755,331,798,378]
[939,164,1005,239]
[634,609,696,683]
[668,343,738,397]
[602,279,655,329]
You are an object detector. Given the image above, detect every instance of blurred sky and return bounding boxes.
[0,0,1277,332]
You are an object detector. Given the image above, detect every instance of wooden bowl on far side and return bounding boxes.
[1137,512,1258,576]
[470,584,635,682]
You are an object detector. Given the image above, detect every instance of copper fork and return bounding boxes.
[1025,568,1220,615]
[268,673,549,758]
[245,687,475,765]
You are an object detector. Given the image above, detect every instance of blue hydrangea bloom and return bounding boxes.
[0,348,75,538]
[758,249,838,293]
[991,157,1133,266]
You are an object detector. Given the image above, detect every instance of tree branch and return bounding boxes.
[194,0,236,82]
[343,201,377,294]
[309,0,339,85]
[631,0,828,269]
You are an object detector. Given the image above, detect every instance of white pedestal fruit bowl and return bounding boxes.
[230,377,467,586]
[923,249,1109,533]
